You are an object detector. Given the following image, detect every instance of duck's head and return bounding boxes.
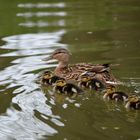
[106,85,116,94]
[42,70,53,80]
[43,48,71,63]
[55,79,67,87]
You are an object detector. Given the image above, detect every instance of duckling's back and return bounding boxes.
[63,83,83,95]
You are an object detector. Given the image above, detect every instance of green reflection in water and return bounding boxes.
[0,0,140,140]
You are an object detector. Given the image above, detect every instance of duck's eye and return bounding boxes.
[44,71,52,74]
[54,51,66,56]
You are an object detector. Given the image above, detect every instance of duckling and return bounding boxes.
[41,70,53,85]
[78,72,106,91]
[103,85,128,102]
[87,78,106,91]
[41,70,64,85]
[125,94,140,110]
[43,48,118,84]
[78,72,93,88]
[53,79,83,96]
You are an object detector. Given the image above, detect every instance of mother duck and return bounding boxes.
[43,48,117,85]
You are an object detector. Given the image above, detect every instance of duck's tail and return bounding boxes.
[102,63,120,67]
[102,63,110,68]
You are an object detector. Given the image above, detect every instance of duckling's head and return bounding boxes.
[106,85,116,94]
[127,94,140,102]
[42,70,53,79]
[78,72,93,82]
[55,79,67,87]
[80,76,91,82]
[43,48,71,63]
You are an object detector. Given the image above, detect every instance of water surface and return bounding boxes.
[0,0,140,140]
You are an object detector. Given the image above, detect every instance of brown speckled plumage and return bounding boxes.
[43,48,117,84]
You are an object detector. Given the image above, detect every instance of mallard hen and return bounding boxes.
[43,48,117,84]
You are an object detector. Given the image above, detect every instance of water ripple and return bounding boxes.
[17,12,67,18]
[1,30,66,50]
[0,30,67,139]
[18,3,65,9]
[19,20,65,28]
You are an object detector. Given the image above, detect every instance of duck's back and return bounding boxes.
[54,63,116,84]
[74,63,110,73]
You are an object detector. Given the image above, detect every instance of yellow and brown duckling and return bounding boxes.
[41,70,64,85]
[43,48,117,84]
[53,79,84,96]
[125,94,140,110]
[103,85,128,102]
[78,72,106,91]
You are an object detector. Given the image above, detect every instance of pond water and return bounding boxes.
[0,0,140,140]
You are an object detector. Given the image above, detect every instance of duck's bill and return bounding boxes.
[42,56,52,61]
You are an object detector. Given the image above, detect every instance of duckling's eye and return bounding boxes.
[106,87,113,93]
[57,80,66,86]
[61,81,66,84]
[59,81,63,84]
[82,77,90,81]
[111,87,116,92]
[82,77,86,80]
[44,74,51,79]
[107,87,111,90]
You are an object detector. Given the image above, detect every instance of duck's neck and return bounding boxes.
[54,61,68,76]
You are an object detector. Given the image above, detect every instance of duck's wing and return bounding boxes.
[74,63,110,73]
[59,66,84,81]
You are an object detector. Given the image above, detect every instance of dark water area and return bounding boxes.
[0,0,140,140]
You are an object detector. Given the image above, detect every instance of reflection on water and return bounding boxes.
[18,20,65,28]
[0,1,69,138]
[17,2,66,28]
[18,3,65,9]
[0,30,67,139]
[0,0,140,140]
[17,12,67,18]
